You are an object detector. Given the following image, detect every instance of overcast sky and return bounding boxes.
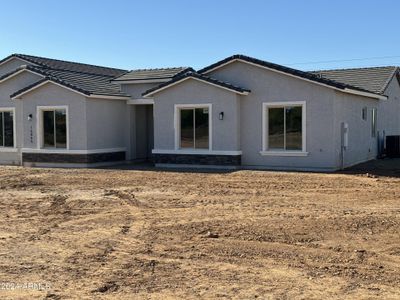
[1,0,399,71]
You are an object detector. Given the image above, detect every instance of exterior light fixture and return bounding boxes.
[219,112,224,120]
[28,114,33,121]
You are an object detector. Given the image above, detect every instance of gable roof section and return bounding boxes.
[311,66,399,94]
[0,54,127,77]
[0,65,45,84]
[198,54,387,100]
[9,65,129,99]
[113,67,193,83]
[142,71,250,97]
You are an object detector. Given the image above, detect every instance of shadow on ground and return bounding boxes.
[341,158,400,178]
[98,161,235,174]
[99,158,400,178]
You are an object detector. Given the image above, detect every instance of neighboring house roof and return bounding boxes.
[8,65,129,99]
[198,54,387,100]
[311,66,399,95]
[112,67,193,83]
[0,53,126,77]
[142,71,250,97]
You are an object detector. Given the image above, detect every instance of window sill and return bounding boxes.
[0,147,18,153]
[259,151,309,157]
[152,149,242,156]
[21,148,126,154]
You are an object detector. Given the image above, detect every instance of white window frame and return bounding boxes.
[36,106,69,150]
[174,104,212,152]
[0,107,17,150]
[261,101,308,156]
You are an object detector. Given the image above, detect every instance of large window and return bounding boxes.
[41,108,67,148]
[177,106,210,150]
[0,109,14,148]
[262,102,306,155]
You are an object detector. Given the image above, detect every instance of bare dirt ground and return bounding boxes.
[0,161,399,299]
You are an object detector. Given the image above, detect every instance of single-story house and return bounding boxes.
[0,53,399,171]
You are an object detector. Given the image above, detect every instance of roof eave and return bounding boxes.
[142,75,250,98]
[11,79,90,100]
[87,94,131,100]
[343,88,388,100]
[11,79,129,101]
[0,66,46,84]
[112,78,172,84]
[200,56,386,100]
[0,54,40,68]
[381,67,400,93]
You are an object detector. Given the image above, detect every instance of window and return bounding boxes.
[362,107,367,121]
[371,108,377,138]
[176,105,210,150]
[0,109,14,148]
[262,102,307,155]
[40,108,67,148]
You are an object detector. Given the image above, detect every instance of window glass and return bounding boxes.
[43,109,67,148]
[285,106,302,150]
[3,112,14,147]
[194,108,209,149]
[267,105,303,151]
[0,111,14,147]
[55,110,67,148]
[180,109,194,148]
[268,107,284,149]
[179,107,210,149]
[43,111,55,148]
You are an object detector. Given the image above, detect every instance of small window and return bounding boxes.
[362,107,367,121]
[0,110,14,147]
[264,103,304,152]
[42,109,67,148]
[371,108,377,138]
[179,107,209,149]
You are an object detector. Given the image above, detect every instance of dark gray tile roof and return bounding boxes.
[1,54,127,77]
[9,65,129,98]
[142,71,250,97]
[113,67,193,82]
[198,54,385,96]
[311,66,399,94]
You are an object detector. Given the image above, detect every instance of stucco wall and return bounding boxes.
[153,78,241,152]
[333,92,378,168]
[378,75,400,137]
[0,58,33,77]
[121,83,159,98]
[206,61,337,170]
[0,71,42,164]
[85,98,127,150]
[0,72,43,107]
[19,83,88,150]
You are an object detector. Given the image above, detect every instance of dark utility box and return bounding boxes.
[386,136,400,157]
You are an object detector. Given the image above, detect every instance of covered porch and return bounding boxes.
[127,99,154,162]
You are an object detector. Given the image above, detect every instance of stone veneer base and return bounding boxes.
[22,151,126,164]
[153,153,241,166]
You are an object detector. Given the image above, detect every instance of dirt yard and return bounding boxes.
[0,163,399,299]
